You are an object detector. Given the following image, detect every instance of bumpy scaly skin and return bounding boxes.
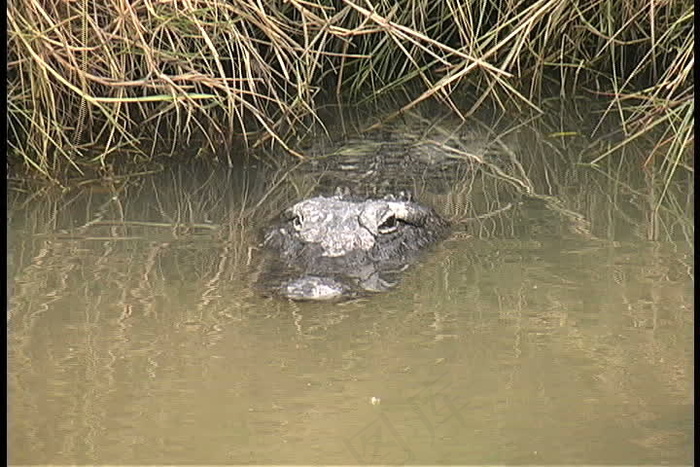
[262,194,448,300]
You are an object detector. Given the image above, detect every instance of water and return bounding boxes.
[8,109,693,464]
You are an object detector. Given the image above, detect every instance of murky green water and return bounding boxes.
[8,108,693,464]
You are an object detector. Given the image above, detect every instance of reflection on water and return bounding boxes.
[8,107,693,464]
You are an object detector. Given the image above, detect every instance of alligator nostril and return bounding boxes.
[378,214,399,234]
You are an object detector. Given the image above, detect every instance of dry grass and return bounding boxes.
[7,0,694,181]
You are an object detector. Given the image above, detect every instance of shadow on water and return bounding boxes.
[8,101,693,464]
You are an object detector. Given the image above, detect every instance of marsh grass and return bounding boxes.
[8,0,694,182]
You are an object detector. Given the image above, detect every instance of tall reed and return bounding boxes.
[8,0,693,180]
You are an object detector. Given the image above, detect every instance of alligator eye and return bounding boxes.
[292,214,303,231]
[378,215,399,234]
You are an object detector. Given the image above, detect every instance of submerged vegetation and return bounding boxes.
[7,0,694,180]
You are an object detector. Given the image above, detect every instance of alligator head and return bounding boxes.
[260,194,449,300]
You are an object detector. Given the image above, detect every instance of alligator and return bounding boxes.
[261,193,449,300]
[256,112,519,301]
